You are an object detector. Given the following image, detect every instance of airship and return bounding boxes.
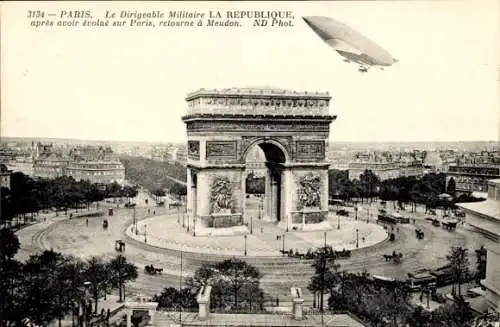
[303,16,398,73]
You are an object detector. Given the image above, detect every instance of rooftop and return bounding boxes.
[186,87,331,100]
[155,312,366,327]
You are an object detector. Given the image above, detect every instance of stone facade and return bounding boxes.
[183,87,335,234]
[458,179,500,312]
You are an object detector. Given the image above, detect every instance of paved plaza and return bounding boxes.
[126,213,388,257]
[14,192,492,303]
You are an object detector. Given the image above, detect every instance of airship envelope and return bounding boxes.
[303,16,397,69]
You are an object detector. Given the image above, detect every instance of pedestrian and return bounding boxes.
[276,297,279,307]
[153,210,155,215]
[261,227,264,233]
[86,218,88,226]
[148,208,150,215]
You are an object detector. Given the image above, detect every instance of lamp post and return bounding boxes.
[337,214,340,230]
[324,231,327,248]
[193,216,196,237]
[355,206,358,220]
[426,287,430,309]
[367,207,370,223]
[187,208,190,232]
[244,235,247,256]
[282,233,286,257]
[250,214,253,234]
[182,204,185,228]
[356,228,359,248]
[144,224,147,243]
[133,207,138,235]
[83,281,91,327]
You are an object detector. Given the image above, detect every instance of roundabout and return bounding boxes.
[15,194,490,302]
[125,212,388,258]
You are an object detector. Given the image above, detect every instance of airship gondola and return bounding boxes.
[303,16,398,72]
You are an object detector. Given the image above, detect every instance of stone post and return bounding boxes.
[197,286,212,320]
[290,287,304,320]
[126,309,132,327]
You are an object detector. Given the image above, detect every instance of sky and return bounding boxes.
[1,0,499,143]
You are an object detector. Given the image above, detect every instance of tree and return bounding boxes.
[359,170,380,202]
[107,255,138,302]
[84,256,111,313]
[446,177,456,197]
[474,246,487,284]
[22,250,72,326]
[0,229,20,261]
[184,259,265,312]
[307,247,340,311]
[214,258,262,310]
[153,287,197,310]
[446,246,470,297]
[0,230,25,327]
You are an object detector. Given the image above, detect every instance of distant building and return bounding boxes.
[459,179,500,313]
[348,161,400,180]
[446,164,500,194]
[0,164,12,189]
[33,156,68,179]
[32,143,125,184]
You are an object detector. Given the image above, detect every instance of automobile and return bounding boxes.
[336,209,349,216]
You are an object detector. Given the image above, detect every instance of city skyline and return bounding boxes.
[2,0,499,143]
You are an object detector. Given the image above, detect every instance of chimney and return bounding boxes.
[290,287,304,320]
[197,285,212,320]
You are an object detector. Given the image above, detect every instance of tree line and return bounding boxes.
[0,229,138,327]
[1,172,138,227]
[120,155,187,197]
[329,169,484,209]
[154,258,267,313]
[307,245,483,327]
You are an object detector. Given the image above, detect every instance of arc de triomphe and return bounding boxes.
[182,87,336,236]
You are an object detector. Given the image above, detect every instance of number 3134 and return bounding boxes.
[27,10,45,18]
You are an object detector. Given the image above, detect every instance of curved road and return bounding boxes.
[16,196,488,304]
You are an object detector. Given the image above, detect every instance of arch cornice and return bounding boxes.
[240,137,291,164]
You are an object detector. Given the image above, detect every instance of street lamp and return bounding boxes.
[244,235,247,256]
[82,281,91,327]
[250,214,253,234]
[355,206,358,220]
[133,207,138,235]
[187,208,190,232]
[144,224,147,243]
[337,215,340,230]
[182,204,185,228]
[367,208,370,223]
[282,233,286,257]
[356,229,359,248]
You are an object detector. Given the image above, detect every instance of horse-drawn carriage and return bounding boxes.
[103,219,109,230]
[144,264,163,275]
[415,229,425,239]
[441,220,457,231]
[115,240,125,252]
[383,251,403,264]
[281,246,352,260]
[169,202,181,209]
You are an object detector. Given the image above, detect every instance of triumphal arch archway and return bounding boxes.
[182,87,336,236]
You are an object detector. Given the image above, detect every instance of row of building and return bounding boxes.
[0,142,125,185]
